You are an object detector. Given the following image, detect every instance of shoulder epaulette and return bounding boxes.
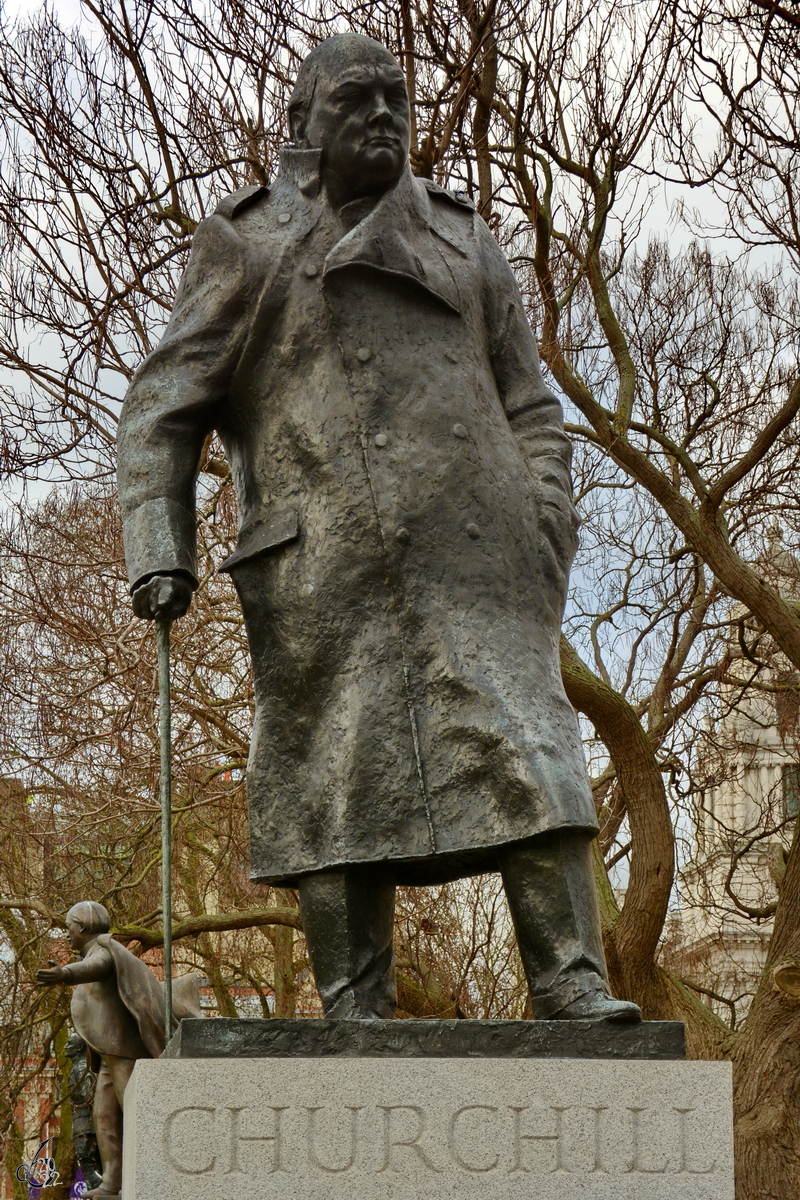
[214,184,270,220]
[422,178,476,212]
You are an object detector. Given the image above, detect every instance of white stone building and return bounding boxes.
[676,531,799,1022]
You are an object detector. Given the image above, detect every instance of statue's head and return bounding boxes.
[64,1032,86,1059]
[288,33,410,197]
[65,900,111,949]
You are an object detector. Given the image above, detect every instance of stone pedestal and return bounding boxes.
[122,1020,734,1200]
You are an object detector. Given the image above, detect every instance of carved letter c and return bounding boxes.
[448,1106,499,1173]
[163,1107,217,1175]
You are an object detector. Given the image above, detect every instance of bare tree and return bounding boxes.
[1,1,799,1196]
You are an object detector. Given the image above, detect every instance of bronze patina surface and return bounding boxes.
[36,901,201,1198]
[117,33,641,1026]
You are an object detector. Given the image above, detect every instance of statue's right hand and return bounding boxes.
[131,573,195,621]
[36,964,65,986]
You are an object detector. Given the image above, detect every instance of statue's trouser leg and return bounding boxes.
[90,1056,135,1195]
[298,868,397,1018]
[74,1131,103,1191]
[499,830,610,1018]
[89,1055,133,1195]
[105,1054,136,1107]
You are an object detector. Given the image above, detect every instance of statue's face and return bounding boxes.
[66,917,90,950]
[303,54,410,196]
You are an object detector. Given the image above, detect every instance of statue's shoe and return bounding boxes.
[551,990,642,1023]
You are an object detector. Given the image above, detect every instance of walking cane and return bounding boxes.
[157,617,173,1042]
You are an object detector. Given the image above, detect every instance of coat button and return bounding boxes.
[304,263,319,277]
[396,527,410,544]
[278,212,292,223]
[466,523,480,539]
[356,347,372,362]
[452,423,468,439]
[374,433,388,447]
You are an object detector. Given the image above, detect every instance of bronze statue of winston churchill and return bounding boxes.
[117,32,640,1025]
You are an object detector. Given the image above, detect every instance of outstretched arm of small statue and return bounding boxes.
[36,962,67,986]
[36,949,113,986]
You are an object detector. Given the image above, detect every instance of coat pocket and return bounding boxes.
[218,506,300,573]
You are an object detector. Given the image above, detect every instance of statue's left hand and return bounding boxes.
[131,572,195,621]
[36,963,66,986]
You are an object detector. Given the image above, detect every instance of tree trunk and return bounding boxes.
[196,933,238,1018]
[269,889,297,1018]
[731,818,800,1198]
[560,636,675,1016]
[562,635,800,1195]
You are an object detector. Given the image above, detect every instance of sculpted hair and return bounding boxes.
[287,33,402,143]
[66,900,111,934]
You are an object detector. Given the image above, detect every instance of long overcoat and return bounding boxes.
[117,148,598,886]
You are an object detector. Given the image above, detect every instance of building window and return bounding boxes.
[781,765,800,819]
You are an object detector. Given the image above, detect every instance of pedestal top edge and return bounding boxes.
[163,1017,686,1061]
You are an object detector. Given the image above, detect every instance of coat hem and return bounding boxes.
[249,822,600,888]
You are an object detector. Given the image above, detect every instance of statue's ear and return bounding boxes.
[289,107,307,147]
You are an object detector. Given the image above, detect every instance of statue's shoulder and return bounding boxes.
[99,932,145,970]
[95,932,123,960]
[213,183,271,221]
[420,177,476,213]
[90,933,115,955]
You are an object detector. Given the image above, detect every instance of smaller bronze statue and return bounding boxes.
[36,901,201,1199]
[64,1033,102,1193]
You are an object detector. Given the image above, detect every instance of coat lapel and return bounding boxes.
[323,168,462,315]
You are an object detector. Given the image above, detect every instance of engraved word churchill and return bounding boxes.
[159,1101,719,1179]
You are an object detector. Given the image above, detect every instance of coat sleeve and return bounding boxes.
[478,217,580,561]
[61,946,113,984]
[117,214,253,590]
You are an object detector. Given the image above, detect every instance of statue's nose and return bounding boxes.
[368,91,392,123]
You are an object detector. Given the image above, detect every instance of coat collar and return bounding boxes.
[279,146,324,197]
[278,148,462,314]
[323,165,462,314]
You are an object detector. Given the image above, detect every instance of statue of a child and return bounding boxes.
[37,901,201,1199]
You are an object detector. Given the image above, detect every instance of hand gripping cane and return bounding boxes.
[157,618,173,1040]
